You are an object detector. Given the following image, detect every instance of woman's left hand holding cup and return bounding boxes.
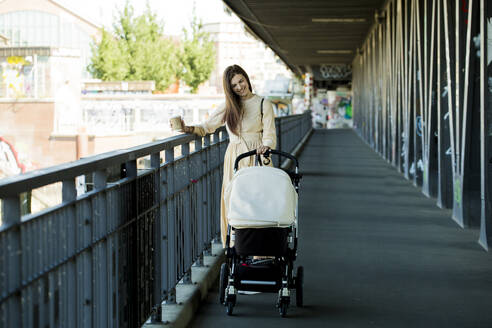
[170,116,193,133]
[170,116,183,131]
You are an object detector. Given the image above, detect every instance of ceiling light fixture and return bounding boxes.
[317,50,353,55]
[312,18,367,23]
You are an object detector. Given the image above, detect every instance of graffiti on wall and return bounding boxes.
[0,137,25,178]
[1,56,32,98]
[81,98,224,134]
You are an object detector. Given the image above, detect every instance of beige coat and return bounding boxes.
[192,95,276,246]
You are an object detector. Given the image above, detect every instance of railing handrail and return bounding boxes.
[0,114,309,198]
[0,128,224,198]
[0,127,225,198]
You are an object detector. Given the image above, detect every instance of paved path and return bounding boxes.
[190,129,492,328]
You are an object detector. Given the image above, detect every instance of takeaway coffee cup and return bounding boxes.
[170,116,183,131]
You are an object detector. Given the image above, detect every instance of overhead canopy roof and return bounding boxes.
[223,0,386,84]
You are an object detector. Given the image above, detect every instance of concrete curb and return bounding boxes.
[144,242,225,328]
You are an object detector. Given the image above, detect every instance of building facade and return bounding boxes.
[0,0,101,176]
[0,0,100,80]
[203,18,293,95]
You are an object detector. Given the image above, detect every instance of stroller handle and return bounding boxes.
[233,149,299,171]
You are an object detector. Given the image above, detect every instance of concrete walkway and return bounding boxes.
[190,129,492,328]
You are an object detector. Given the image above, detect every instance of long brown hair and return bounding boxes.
[222,65,253,135]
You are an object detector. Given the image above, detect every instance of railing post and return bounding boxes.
[212,131,221,242]
[203,135,212,247]
[62,179,77,325]
[181,143,193,284]
[62,179,76,202]
[94,170,108,189]
[194,137,205,267]
[164,148,176,304]
[1,195,21,327]
[124,161,137,179]
[92,169,108,327]
[150,152,163,323]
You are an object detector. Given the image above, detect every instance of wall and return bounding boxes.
[0,100,76,170]
[352,0,492,250]
[0,95,226,175]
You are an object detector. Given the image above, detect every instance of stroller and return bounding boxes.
[219,149,303,317]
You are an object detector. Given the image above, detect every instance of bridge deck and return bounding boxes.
[190,129,492,328]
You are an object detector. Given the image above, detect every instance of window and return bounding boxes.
[0,54,50,98]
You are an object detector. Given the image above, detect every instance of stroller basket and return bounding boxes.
[234,227,290,256]
[236,260,283,293]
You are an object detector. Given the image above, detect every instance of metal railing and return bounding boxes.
[274,112,312,167]
[0,111,312,328]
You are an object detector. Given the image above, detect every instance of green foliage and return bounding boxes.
[88,1,216,93]
[180,12,216,93]
[88,2,180,91]
[88,28,129,80]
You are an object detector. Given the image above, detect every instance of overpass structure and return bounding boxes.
[1,0,492,327]
[224,0,492,247]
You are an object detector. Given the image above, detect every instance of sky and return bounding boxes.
[57,0,233,35]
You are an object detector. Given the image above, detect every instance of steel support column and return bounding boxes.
[353,0,490,249]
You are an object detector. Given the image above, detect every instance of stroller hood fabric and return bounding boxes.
[225,166,297,228]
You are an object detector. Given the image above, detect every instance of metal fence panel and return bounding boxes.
[0,112,311,327]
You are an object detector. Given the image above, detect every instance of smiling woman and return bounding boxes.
[170,64,277,246]
[230,74,252,99]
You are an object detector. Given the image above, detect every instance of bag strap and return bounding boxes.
[261,98,264,121]
[255,153,263,166]
[260,98,264,133]
[258,97,269,166]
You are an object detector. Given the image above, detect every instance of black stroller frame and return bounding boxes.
[219,149,303,317]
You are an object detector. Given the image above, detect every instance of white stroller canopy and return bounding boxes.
[225,166,297,228]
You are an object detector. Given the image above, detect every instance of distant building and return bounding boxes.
[0,0,100,79]
[0,34,8,46]
[0,0,101,172]
[203,17,292,95]
[0,0,101,99]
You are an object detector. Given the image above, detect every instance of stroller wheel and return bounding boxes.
[296,266,304,307]
[219,263,229,305]
[226,301,234,315]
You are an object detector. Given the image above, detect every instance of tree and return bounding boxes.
[180,11,216,93]
[88,2,180,91]
[131,6,180,90]
[87,28,129,80]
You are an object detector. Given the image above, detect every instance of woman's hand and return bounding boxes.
[182,126,194,134]
[256,145,270,155]
[180,118,194,134]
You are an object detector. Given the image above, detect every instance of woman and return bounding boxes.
[174,64,276,247]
